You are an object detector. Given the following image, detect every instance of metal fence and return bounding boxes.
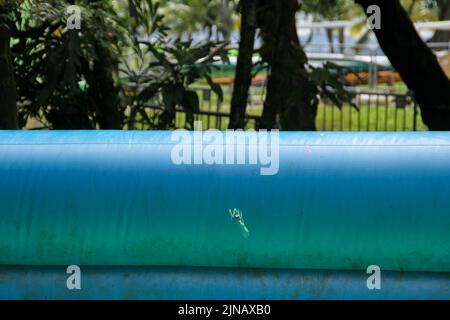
[141,86,425,131]
[143,106,261,130]
[317,88,424,131]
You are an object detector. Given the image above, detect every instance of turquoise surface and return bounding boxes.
[0,131,449,272]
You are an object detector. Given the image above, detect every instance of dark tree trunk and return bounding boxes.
[326,29,335,53]
[431,0,450,43]
[92,43,123,129]
[338,28,345,53]
[0,22,18,129]
[356,0,450,130]
[258,0,318,130]
[229,0,257,129]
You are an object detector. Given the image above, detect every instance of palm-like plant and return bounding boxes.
[11,0,126,129]
[121,0,229,129]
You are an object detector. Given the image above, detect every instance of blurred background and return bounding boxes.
[1,0,450,131]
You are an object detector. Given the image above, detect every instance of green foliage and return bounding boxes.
[7,0,431,130]
[157,0,238,41]
[303,0,355,20]
[12,0,126,128]
[121,1,229,129]
[9,0,227,129]
[308,62,356,109]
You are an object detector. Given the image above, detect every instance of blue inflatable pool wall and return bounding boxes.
[0,131,449,299]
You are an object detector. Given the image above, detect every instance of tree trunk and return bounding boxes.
[0,22,18,129]
[326,29,335,53]
[258,0,318,130]
[431,0,450,44]
[228,0,257,129]
[356,0,450,130]
[338,28,345,53]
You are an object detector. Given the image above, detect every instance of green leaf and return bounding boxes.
[205,75,223,103]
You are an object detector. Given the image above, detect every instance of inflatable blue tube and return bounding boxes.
[0,131,450,272]
[1,266,449,300]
